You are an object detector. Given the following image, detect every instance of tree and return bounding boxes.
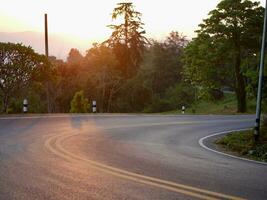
[115,76,152,112]
[52,62,82,112]
[106,2,148,78]
[0,42,49,113]
[183,34,233,100]
[67,48,84,66]
[142,32,187,97]
[85,43,122,112]
[196,0,264,112]
[47,50,88,113]
[70,90,89,113]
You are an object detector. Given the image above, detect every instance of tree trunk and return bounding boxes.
[46,81,52,113]
[234,47,246,113]
[2,95,9,113]
[107,87,113,113]
[101,69,106,113]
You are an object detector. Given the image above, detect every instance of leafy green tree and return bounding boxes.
[165,83,195,108]
[195,0,264,112]
[70,90,89,113]
[183,34,232,100]
[0,42,49,113]
[115,76,152,112]
[53,62,82,112]
[142,32,187,97]
[26,83,47,113]
[85,43,122,112]
[48,50,87,113]
[106,2,148,78]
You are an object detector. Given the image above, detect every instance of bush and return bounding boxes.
[116,78,153,112]
[250,145,267,161]
[165,83,195,108]
[217,131,254,155]
[70,90,89,113]
[143,97,174,113]
[143,83,195,113]
[7,99,23,113]
[210,89,224,100]
[216,129,267,161]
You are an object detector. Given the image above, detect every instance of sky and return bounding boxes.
[0,0,265,59]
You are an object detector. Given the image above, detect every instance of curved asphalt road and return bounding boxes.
[0,114,266,200]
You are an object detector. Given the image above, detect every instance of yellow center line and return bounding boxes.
[44,131,246,200]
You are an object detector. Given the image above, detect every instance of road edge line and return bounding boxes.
[198,128,267,166]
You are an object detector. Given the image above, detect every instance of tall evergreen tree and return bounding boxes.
[106,2,147,78]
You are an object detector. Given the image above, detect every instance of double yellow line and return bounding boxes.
[44,131,245,200]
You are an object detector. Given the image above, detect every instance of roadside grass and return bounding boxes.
[216,125,267,162]
[162,93,256,115]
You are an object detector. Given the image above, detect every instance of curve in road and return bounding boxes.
[44,124,245,200]
[1,114,266,200]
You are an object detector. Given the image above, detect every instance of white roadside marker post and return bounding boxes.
[23,99,28,113]
[182,105,185,114]
[92,100,97,113]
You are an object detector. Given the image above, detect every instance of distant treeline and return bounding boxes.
[0,0,266,114]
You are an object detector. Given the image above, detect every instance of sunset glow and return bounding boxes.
[0,0,265,58]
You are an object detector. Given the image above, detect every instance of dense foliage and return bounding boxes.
[0,42,51,113]
[0,1,266,115]
[216,117,267,161]
[184,0,264,112]
[70,90,89,113]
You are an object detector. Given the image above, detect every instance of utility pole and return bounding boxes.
[254,0,267,141]
[44,13,51,113]
[45,13,49,57]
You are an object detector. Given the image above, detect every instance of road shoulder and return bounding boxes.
[198,129,267,166]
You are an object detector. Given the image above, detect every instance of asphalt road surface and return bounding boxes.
[0,114,266,200]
